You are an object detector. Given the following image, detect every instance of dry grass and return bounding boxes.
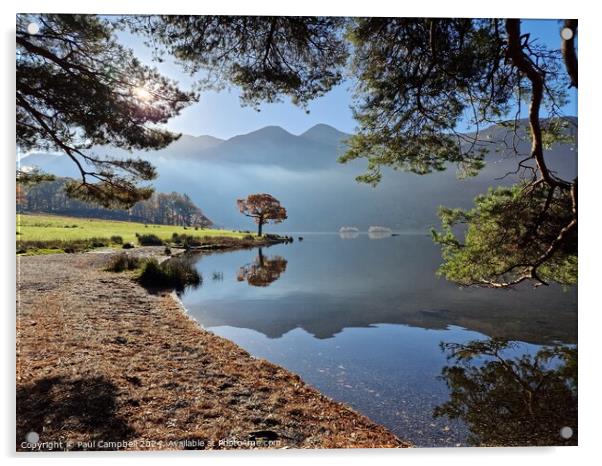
[16,249,409,451]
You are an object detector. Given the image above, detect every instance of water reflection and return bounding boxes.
[236,248,288,287]
[368,231,392,240]
[180,236,577,447]
[339,231,359,240]
[182,236,577,344]
[434,338,577,446]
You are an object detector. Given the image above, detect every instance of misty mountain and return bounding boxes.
[19,119,577,232]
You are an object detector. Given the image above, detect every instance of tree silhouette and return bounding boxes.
[346,19,576,287]
[237,249,288,287]
[338,19,577,288]
[434,338,577,446]
[17,14,195,207]
[126,16,348,109]
[237,193,287,237]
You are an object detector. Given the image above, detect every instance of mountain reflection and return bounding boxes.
[434,338,577,446]
[181,236,577,344]
[237,248,288,287]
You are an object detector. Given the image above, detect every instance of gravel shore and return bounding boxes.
[16,248,409,451]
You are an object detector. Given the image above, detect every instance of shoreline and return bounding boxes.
[16,246,410,451]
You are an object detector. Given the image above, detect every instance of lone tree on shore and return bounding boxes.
[237,194,287,237]
[136,16,578,288]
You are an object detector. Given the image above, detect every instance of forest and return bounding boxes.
[17,177,212,227]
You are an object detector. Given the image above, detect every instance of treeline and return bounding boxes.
[18,178,212,227]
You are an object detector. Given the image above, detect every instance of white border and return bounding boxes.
[3,1,600,466]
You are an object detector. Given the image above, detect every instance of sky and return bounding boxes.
[118,19,578,139]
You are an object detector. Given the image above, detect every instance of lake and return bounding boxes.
[179,233,577,447]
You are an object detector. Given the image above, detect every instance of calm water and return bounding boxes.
[179,233,577,447]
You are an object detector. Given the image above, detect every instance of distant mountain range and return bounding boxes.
[19,119,577,232]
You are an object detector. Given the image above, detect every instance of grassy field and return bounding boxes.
[17,214,256,254]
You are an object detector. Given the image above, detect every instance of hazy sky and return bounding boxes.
[119,19,578,139]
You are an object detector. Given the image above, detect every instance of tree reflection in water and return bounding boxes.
[237,248,288,287]
[434,338,577,446]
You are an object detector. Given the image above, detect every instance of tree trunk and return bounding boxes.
[258,219,263,237]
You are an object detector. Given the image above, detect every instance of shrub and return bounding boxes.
[90,239,108,248]
[122,242,135,249]
[138,257,201,291]
[137,234,164,246]
[110,235,123,244]
[16,237,111,255]
[243,235,255,241]
[105,253,142,272]
[170,233,202,248]
[164,246,172,256]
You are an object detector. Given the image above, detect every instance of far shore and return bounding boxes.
[16,245,409,451]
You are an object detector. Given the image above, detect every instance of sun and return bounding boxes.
[133,86,152,102]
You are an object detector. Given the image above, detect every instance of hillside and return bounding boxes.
[19,120,577,232]
[18,177,213,227]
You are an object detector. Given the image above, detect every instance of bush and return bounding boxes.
[110,235,123,244]
[90,239,108,248]
[105,253,142,272]
[137,234,164,246]
[170,233,202,248]
[138,257,201,291]
[16,237,111,255]
[164,246,172,256]
[122,242,135,249]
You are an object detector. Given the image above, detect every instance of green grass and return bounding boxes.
[17,213,254,243]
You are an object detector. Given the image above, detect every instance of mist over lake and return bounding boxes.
[21,120,577,232]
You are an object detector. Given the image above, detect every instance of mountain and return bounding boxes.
[19,120,577,232]
[300,123,350,145]
[181,124,350,169]
[166,134,224,158]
